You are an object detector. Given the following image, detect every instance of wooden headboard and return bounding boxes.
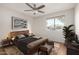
[10,30,29,38]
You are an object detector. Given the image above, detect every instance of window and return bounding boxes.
[46,15,64,30]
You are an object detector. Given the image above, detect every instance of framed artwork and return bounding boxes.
[12,16,27,29]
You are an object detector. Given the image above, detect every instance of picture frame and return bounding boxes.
[12,16,27,29]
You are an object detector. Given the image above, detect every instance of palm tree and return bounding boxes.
[63,25,79,45]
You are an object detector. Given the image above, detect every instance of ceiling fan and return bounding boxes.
[24,3,45,15]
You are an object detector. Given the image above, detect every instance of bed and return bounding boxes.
[9,30,48,55]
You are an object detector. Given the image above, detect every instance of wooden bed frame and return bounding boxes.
[9,30,29,38]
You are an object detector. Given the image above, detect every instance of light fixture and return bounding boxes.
[33,10,38,15]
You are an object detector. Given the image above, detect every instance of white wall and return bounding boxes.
[75,4,79,39]
[0,6,33,41]
[32,8,74,43]
[0,5,75,43]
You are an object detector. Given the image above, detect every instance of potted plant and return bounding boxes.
[63,24,78,45]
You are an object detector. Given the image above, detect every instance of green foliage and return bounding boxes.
[63,25,75,43]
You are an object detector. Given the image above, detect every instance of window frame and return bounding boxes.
[46,15,65,30]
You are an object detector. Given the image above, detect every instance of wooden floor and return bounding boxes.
[0,42,67,55]
[50,42,67,55]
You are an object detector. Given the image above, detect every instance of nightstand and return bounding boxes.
[2,38,13,47]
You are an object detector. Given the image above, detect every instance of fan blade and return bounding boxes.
[38,10,44,13]
[24,10,33,11]
[25,3,34,9]
[37,5,45,9]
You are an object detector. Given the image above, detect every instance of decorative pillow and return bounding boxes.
[16,34,26,39]
[23,34,29,37]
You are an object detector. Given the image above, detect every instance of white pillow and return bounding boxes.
[17,34,25,39]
